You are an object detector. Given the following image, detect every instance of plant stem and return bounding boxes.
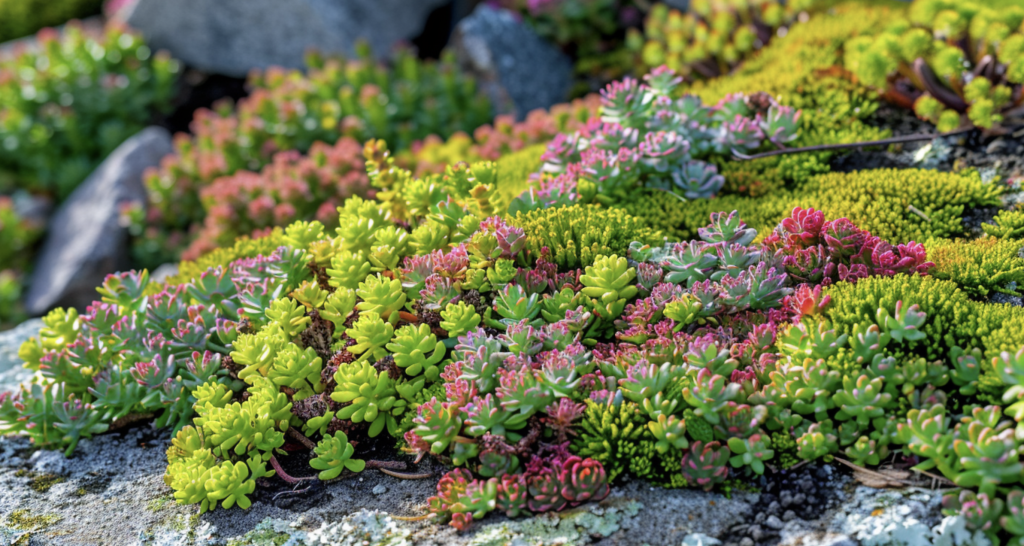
[269,455,316,484]
[732,127,973,161]
[109,413,155,431]
[379,468,433,480]
[365,460,408,470]
[287,428,317,450]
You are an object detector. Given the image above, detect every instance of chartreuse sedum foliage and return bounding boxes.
[11,59,1024,541]
[927,237,1024,298]
[845,0,1024,131]
[0,22,179,198]
[985,209,1024,240]
[684,1,902,192]
[509,205,660,269]
[631,0,815,80]
[622,167,1002,244]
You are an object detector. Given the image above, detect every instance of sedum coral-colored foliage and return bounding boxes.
[137,46,492,267]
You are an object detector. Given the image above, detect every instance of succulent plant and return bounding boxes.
[345,312,396,363]
[331,361,406,437]
[581,255,638,323]
[387,324,446,380]
[648,414,689,454]
[680,441,730,491]
[310,431,366,480]
[796,420,838,461]
[942,490,1004,536]
[952,417,1022,495]
[414,398,464,455]
[682,369,741,425]
[727,433,774,474]
[440,302,482,338]
[845,0,1024,132]
[833,375,893,427]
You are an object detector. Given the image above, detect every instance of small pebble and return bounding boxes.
[740,538,754,546]
[372,485,387,495]
[765,515,784,530]
[986,139,1009,155]
[783,510,797,522]
[749,525,765,541]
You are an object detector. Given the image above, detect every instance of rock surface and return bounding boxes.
[0,319,41,393]
[25,127,173,316]
[0,428,754,546]
[0,420,966,546]
[122,0,449,77]
[451,4,573,120]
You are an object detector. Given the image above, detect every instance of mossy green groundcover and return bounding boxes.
[4,0,1024,542]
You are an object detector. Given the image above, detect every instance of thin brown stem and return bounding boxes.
[287,428,317,450]
[379,468,433,480]
[732,127,974,161]
[365,460,408,470]
[269,455,317,484]
[108,413,155,431]
[391,513,433,522]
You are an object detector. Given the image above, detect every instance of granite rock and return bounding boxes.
[25,127,172,316]
[122,0,449,77]
[451,4,573,120]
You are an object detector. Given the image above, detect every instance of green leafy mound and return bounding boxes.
[0,0,101,43]
[510,204,661,269]
[622,168,1001,244]
[928,237,1024,298]
[8,1,1024,542]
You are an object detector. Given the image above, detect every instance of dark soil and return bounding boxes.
[719,463,852,546]
[156,70,249,136]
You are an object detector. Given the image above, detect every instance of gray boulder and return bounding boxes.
[25,127,172,316]
[122,0,449,77]
[0,318,42,393]
[451,4,573,120]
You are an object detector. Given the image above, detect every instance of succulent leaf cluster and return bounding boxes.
[632,0,815,81]
[139,45,491,266]
[845,0,1024,131]
[2,247,306,455]
[9,54,1024,540]
[512,66,801,212]
[0,22,179,198]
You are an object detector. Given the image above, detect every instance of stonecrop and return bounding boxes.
[512,65,801,212]
[139,45,492,266]
[845,0,1024,131]
[0,22,179,198]
[632,0,815,81]
[4,61,1024,543]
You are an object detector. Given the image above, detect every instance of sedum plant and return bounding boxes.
[0,22,179,198]
[632,0,815,81]
[845,0,1024,132]
[511,65,801,212]
[140,45,491,265]
[10,58,1024,541]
